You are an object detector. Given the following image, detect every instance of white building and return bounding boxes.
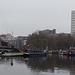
[0,34,13,42]
[71,11,75,36]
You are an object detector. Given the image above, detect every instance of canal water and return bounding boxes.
[0,54,75,75]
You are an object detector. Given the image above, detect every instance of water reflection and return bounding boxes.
[0,56,24,66]
[0,55,75,75]
[24,55,75,75]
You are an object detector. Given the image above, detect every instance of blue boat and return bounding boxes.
[23,49,47,57]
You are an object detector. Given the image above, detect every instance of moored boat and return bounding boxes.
[68,50,75,56]
[59,50,68,55]
[23,49,47,57]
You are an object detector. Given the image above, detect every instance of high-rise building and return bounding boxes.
[71,11,75,36]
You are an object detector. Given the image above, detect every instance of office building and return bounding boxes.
[39,29,56,34]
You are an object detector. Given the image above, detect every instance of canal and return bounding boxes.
[0,54,75,75]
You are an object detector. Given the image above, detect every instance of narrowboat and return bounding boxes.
[68,50,75,56]
[23,49,47,57]
[59,50,68,55]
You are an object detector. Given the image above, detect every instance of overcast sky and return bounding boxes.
[0,0,74,36]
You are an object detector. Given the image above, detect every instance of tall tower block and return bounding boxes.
[71,11,75,36]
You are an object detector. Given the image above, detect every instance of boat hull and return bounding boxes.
[23,53,46,57]
[68,54,75,56]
